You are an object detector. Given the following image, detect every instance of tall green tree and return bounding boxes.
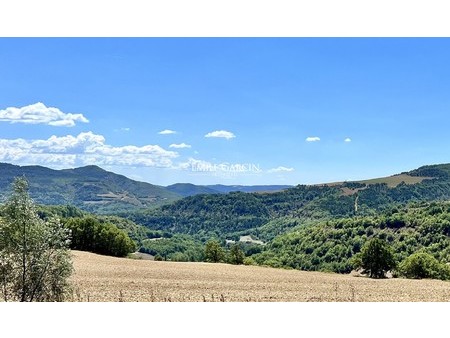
[352,238,396,278]
[0,177,73,302]
[228,243,245,265]
[204,240,225,263]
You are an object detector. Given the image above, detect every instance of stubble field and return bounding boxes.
[71,250,450,302]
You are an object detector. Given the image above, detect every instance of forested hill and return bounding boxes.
[204,184,292,194]
[0,162,181,213]
[166,183,292,197]
[166,183,221,197]
[127,163,450,240]
[0,162,302,213]
[1,161,450,223]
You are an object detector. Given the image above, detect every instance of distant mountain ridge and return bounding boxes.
[205,184,293,194]
[165,183,221,197]
[0,163,292,212]
[0,163,180,213]
[1,162,449,215]
[166,183,292,197]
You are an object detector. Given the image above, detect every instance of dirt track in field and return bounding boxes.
[70,250,450,302]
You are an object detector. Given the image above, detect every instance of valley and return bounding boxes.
[3,161,450,301]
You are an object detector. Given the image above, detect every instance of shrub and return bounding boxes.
[398,252,450,280]
[243,257,255,265]
[154,254,164,261]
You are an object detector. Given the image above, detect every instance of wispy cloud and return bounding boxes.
[158,129,177,135]
[121,127,131,132]
[0,102,89,127]
[344,137,352,142]
[205,130,236,140]
[268,166,295,173]
[306,136,320,142]
[0,132,178,168]
[169,143,191,149]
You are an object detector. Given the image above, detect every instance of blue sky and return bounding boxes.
[1,38,450,186]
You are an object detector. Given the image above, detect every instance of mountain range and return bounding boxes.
[3,161,450,273]
[1,162,450,216]
[0,162,291,213]
[166,183,292,197]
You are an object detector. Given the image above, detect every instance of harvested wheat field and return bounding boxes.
[71,250,450,302]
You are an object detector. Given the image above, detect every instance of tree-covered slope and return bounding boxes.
[251,201,450,273]
[166,183,293,197]
[166,183,220,197]
[0,163,181,213]
[128,163,450,241]
[205,184,293,194]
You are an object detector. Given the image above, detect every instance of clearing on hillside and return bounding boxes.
[70,251,450,302]
[318,174,434,196]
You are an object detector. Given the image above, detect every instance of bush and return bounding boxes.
[139,235,204,262]
[243,257,255,265]
[398,252,450,280]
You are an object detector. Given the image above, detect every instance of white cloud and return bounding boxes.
[169,143,191,149]
[268,166,295,173]
[205,130,236,140]
[121,127,131,132]
[0,132,178,168]
[344,137,352,142]
[306,136,320,142]
[158,129,177,135]
[0,102,89,127]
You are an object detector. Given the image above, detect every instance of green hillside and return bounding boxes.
[252,201,450,273]
[166,183,293,197]
[205,184,293,194]
[127,163,450,241]
[3,161,450,274]
[125,163,450,273]
[0,163,181,213]
[166,183,220,197]
[0,163,297,212]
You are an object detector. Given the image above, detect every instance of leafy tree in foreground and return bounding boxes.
[352,238,396,278]
[204,240,225,263]
[228,243,245,265]
[0,177,72,302]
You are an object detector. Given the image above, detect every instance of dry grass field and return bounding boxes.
[71,250,450,302]
[318,174,433,194]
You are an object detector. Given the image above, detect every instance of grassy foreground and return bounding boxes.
[71,250,450,302]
